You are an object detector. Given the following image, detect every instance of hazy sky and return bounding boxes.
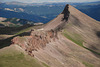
[1,0,100,3]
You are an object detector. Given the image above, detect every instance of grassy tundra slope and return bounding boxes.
[0,45,49,67]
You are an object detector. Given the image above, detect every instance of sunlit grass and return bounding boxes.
[63,30,84,47]
[0,52,45,67]
[82,62,93,67]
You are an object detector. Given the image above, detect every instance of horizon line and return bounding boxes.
[1,1,100,4]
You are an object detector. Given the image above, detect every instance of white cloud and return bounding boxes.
[1,0,100,3]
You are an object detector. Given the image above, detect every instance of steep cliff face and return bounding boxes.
[11,4,100,67]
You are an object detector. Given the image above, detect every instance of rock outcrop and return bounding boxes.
[11,29,58,56]
[61,4,70,21]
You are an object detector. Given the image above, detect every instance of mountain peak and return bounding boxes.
[44,4,70,31]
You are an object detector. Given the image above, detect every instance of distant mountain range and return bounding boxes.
[0,9,48,23]
[0,1,100,24]
[0,17,36,27]
[75,4,100,21]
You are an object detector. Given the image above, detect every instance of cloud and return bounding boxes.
[1,0,100,3]
[25,0,100,3]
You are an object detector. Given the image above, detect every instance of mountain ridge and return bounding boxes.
[0,9,48,23]
[0,4,100,67]
[9,4,100,67]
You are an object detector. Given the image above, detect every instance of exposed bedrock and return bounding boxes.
[11,29,58,56]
